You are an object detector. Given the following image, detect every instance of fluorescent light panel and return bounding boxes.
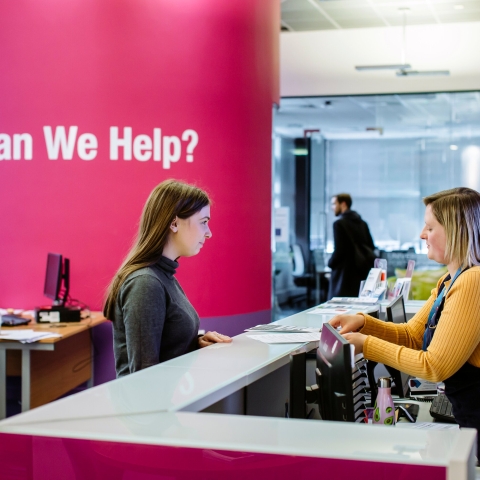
[396,70,450,77]
[355,64,411,71]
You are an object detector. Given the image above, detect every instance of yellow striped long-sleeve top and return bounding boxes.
[360,266,480,382]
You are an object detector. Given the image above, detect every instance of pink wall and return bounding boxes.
[0,0,279,319]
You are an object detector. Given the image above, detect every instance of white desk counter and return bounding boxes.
[0,305,476,480]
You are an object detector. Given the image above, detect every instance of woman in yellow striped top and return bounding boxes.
[330,187,480,457]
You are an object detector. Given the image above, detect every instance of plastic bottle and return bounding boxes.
[373,377,395,426]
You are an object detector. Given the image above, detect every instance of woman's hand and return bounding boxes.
[198,331,232,348]
[342,332,367,355]
[328,314,365,334]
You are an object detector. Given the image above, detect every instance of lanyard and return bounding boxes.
[422,267,464,351]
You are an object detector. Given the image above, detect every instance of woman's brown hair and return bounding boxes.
[104,179,210,320]
[423,187,480,269]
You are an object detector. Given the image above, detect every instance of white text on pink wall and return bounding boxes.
[0,127,199,169]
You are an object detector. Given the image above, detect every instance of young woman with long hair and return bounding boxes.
[104,179,231,378]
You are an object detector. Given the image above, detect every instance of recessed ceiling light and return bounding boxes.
[450,145,458,151]
[454,4,464,9]
[398,7,411,13]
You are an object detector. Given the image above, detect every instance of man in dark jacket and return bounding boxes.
[328,193,375,299]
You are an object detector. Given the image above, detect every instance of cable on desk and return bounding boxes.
[64,295,91,316]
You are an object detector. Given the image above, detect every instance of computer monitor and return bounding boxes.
[386,295,407,324]
[316,323,356,422]
[44,253,70,306]
[384,295,410,398]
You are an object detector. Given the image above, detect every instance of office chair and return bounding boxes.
[313,249,330,304]
[291,244,315,306]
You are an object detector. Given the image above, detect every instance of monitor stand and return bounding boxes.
[35,305,81,323]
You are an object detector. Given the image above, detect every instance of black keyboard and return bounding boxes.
[430,394,456,423]
[1,314,30,327]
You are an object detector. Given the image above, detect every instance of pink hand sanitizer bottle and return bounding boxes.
[373,377,395,426]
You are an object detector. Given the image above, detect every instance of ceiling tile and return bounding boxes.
[283,9,326,21]
[281,0,480,30]
[332,17,387,27]
[285,19,339,31]
[438,11,480,22]
[320,5,378,19]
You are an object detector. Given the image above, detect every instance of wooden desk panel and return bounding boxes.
[30,329,91,408]
[1,313,106,411]
[6,352,21,377]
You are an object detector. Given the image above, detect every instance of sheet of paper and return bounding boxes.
[246,333,320,344]
[307,307,350,315]
[245,324,320,333]
[0,308,30,316]
[0,329,62,343]
[307,304,371,315]
[330,297,379,305]
[403,422,459,430]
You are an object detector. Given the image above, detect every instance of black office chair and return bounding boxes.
[313,249,330,304]
[291,244,315,306]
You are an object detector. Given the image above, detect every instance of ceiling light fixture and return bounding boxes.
[450,145,459,151]
[454,4,464,9]
[355,7,450,77]
[396,70,450,77]
[366,127,384,135]
[356,64,411,71]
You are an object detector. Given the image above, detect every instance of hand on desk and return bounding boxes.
[198,331,232,348]
[328,313,365,334]
[329,314,367,355]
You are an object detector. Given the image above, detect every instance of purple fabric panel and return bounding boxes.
[0,433,447,480]
[91,322,116,386]
[91,310,272,386]
[200,309,272,337]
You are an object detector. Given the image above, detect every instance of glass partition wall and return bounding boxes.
[273,91,480,319]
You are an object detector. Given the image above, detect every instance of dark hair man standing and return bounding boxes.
[328,193,376,299]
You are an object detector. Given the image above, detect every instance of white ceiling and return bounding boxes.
[275,91,480,139]
[281,0,480,31]
[280,20,480,97]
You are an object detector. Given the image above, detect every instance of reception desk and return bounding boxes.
[0,306,476,479]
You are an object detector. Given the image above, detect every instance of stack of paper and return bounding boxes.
[245,324,320,333]
[307,303,373,315]
[0,330,62,344]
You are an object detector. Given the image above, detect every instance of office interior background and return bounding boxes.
[274,0,480,317]
[1,3,480,477]
[1,0,480,389]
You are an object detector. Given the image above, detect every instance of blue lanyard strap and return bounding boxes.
[422,267,464,351]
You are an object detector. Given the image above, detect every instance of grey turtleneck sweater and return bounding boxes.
[113,256,200,377]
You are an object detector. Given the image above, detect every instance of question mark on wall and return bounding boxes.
[182,129,199,163]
